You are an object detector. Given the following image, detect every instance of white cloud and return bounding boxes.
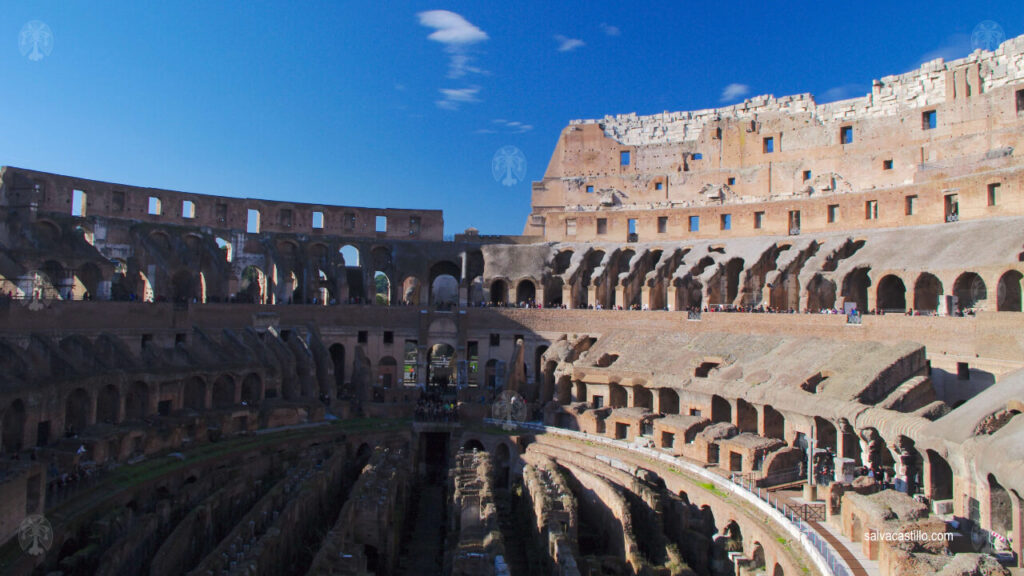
[436,86,481,110]
[720,83,750,102]
[919,33,971,64]
[600,23,620,36]
[819,83,866,103]
[417,10,489,79]
[554,34,585,52]
[479,119,533,134]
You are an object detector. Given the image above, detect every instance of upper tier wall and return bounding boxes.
[0,166,445,241]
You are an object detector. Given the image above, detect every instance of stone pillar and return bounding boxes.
[586,285,597,308]
[666,285,677,311]
[614,285,625,309]
[562,284,573,309]
[1011,494,1023,568]
[535,286,545,308]
[641,285,651,309]
[416,346,429,387]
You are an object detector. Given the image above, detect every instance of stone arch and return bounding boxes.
[913,273,943,312]
[183,377,207,411]
[750,541,766,571]
[710,258,744,306]
[489,278,508,305]
[773,563,785,576]
[658,388,680,415]
[212,374,236,409]
[841,267,871,313]
[763,405,785,440]
[2,399,26,453]
[574,380,587,404]
[65,387,92,434]
[736,398,758,433]
[556,375,572,404]
[75,262,103,300]
[215,237,232,262]
[401,276,422,305]
[429,261,461,307]
[633,386,653,410]
[464,438,485,452]
[997,270,1023,312]
[374,270,392,305]
[674,275,703,311]
[339,244,361,267]
[806,274,837,311]
[241,373,262,404]
[238,266,267,304]
[926,449,953,501]
[711,395,731,423]
[609,383,627,408]
[171,269,198,303]
[515,278,537,306]
[814,416,838,452]
[97,383,120,424]
[876,274,907,312]
[125,381,150,420]
[953,272,986,311]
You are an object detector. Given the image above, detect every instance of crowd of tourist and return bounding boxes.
[414,389,459,422]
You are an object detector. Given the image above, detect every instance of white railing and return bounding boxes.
[487,420,853,576]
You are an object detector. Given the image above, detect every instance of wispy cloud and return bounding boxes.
[720,83,750,102]
[436,86,481,110]
[918,33,971,64]
[484,119,534,134]
[417,10,489,79]
[600,23,620,36]
[554,34,585,52]
[819,83,866,103]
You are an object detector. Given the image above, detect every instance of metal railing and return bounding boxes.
[490,420,853,576]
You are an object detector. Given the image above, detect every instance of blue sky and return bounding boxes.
[0,1,1019,235]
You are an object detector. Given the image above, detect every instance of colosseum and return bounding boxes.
[1,31,1023,576]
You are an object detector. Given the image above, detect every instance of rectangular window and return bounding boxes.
[922,110,937,130]
[383,331,394,344]
[754,211,764,229]
[182,200,195,219]
[409,216,421,236]
[312,211,324,229]
[655,181,663,191]
[279,209,293,227]
[945,193,959,222]
[1017,89,1024,113]
[357,330,368,344]
[693,152,703,160]
[865,200,878,220]
[688,215,699,232]
[596,218,607,235]
[657,216,668,233]
[827,204,839,223]
[375,215,387,232]
[111,190,125,212]
[720,214,731,230]
[247,209,261,233]
[620,150,630,166]
[803,170,812,181]
[71,189,87,216]
[905,195,917,215]
[344,212,356,229]
[727,177,736,186]
[216,203,228,223]
[148,196,162,215]
[593,395,604,409]
[565,218,577,236]
[627,219,637,235]
[763,136,774,153]
[988,183,1000,206]
[840,126,853,144]
[586,185,594,193]
[883,159,893,170]
[788,210,801,235]
[489,333,500,347]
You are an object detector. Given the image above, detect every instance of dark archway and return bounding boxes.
[926,449,953,501]
[490,279,508,305]
[125,381,149,421]
[183,377,207,411]
[876,275,907,312]
[711,395,731,424]
[736,399,758,433]
[212,375,236,409]
[914,273,942,312]
[516,279,537,306]
[806,274,837,311]
[241,374,262,405]
[763,405,785,440]
[953,272,986,310]
[997,270,1023,312]
[841,268,871,313]
[97,384,120,424]
[658,388,679,415]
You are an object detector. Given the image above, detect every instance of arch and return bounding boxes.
[710,258,744,306]
[658,388,679,415]
[806,274,837,311]
[997,270,1023,312]
[675,275,703,311]
[75,262,103,300]
[339,244,361,267]
[926,449,953,501]
[490,279,508,305]
[464,439,485,452]
[2,399,26,453]
[239,266,267,304]
[763,405,785,440]
[401,276,422,305]
[515,278,537,306]
[876,274,907,312]
[97,384,120,424]
[212,375,236,409]
[556,375,572,404]
[913,273,943,312]
[711,395,731,423]
[574,380,588,404]
[215,237,232,262]
[125,381,150,420]
[773,563,785,576]
[841,268,871,313]
[609,383,627,408]
[378,356,398,388]
[241,373,262,404]
[65,387,92,434]
[736,398,758,433]
[750,542,766,571]
[171,269,198,303]
[953,272,986,311]
[374,271,391,305]
[330,344,346,397]
[137,269,155,302]
[633,386,653,410]
[814,416,838,452]
[39,260,66,299]
[183,377,207,411]
[431,274,459,307]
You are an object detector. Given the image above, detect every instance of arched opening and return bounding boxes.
[374,271,391,305]
[430,274,458,307]
[574,381,588,404]
[773,563,785,576]
[65,388,91,435]
[736,399,758,433]
[401,276,422,306]
[914,273,943,313]
[763,405,785,440]
[428,344,456,388]
[464,439,485,452]
[490,279,508,305]
[97,384,120,424]
[750,542,766,571]
[609,383,627,408]
[814,416,838,452]
[212,375,236,409]
[806,274,837,311]
[183,377,207,411]
[876,275,907,312]
[633,387,653,410]
[674,276,703,311]
[215,237,232,262]
[555,375,572,404]
[378,356,398,389]
[710,258,744,306]
[75,262,102,300]
[926,449,953,501]
[841,268,871,313]
[711,395,731,423]
[137,269,155,302]
[238,266,267,304]
[953,272,986,311]
[171,269,197,303]
[339,245,361,268]
[330,344,346,398]
[997,270,1023,311]
[770,272,800,311]
[125,382,149,420]
[515,279,536,306]
[241,374,261,405]
[658,388,680,415]
[2,400,26,453]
